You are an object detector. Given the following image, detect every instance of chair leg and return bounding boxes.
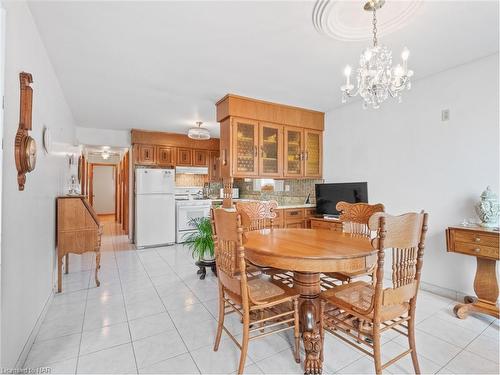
[238,311,250,374]
[408,314,421,374]
[373,323,382,375]
[319,300,325,363]
[213,286,225,352]
[293,299,300,364]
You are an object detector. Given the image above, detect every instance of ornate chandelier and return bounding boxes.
[188,121,210,140]
[341,0,413,109]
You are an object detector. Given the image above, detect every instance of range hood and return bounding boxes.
[175,166,209,175]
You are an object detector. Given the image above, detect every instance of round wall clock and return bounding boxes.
[15,72,37,191]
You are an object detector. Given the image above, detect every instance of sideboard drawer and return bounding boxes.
[285,209,304,220]
[454,241,499,260]
[454,230,499,248]
[311,220,333,230]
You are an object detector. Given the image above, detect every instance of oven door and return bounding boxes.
[177,205,211,231]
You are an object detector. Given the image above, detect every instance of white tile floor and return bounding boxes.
[24,228,499,374]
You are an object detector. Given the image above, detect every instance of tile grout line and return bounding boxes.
[131,247,202,374]
[74,253,93,375]
[111,226,141,374]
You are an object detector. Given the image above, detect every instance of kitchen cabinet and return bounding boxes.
[209,151,220,181]
[157,146,175,166]
[137,144,156,165]
[284,208,305,228]
[304,130,322,178]
[193,150,208,166]
[177,148,193,166]
[284,127,304,177]
[232,118,259,177]
[217,94,324,179]
[259,122,283,177]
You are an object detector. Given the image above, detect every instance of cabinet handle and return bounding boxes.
[474,237,481,243]
[473,248,480,253]
[222,149,227,166]
[290,211,299,216]
[305,151,309,161]
[260,145,264,158]
[299,152,303,161]
[254,146,258,157]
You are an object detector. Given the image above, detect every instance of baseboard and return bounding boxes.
[419,280,463,302]
[16,290,54,368]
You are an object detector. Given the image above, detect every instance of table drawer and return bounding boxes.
[454,241,499,260]
[454,230,499,248]
[285,208,304,220]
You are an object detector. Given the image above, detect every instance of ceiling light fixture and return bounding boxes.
[187,121,210,140]
[102,151,110,160]
[341,0,414,109]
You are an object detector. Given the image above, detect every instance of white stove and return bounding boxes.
[175,188,212,243]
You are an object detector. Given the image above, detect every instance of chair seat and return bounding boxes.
[248,278,285,301]
[321,281,409,321]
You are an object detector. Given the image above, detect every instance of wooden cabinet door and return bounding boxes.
[304,130,322,178]
[193,150,208,166]
[232,118,259,177]
[157,146,175,166]
[177,148,193,166]
[137,145,156,165]
[284,127,304,177]
[259,123,283,177]
[209,151,220,181]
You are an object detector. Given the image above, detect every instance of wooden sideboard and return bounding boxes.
[56,196,102,293]
[310,217,344,232]
[446,225,500,319]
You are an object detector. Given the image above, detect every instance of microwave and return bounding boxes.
[219,188,239,199]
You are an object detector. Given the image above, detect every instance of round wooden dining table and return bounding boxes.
[244,228,375,374]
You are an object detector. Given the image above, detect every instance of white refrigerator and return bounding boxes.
[135,168,175,248]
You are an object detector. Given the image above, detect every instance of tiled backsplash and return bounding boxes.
[175,174,208,187]
[234,178,323,205]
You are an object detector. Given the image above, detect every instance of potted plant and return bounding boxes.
[183,217,216,279]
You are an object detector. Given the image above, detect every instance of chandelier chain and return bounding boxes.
[372,8,378,47]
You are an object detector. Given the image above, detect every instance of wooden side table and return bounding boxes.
[446,225,499,319]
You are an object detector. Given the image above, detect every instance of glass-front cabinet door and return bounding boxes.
[284,126,303,177]
[304,130,322,178]
[259,123,283,177]
[232,118,259,177]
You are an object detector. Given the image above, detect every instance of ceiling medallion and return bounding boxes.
[313,0,422,42]
[341,0,414,109]
[188,121,210,140]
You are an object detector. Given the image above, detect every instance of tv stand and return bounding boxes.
[310,217,343,232]
[323,214,340,220]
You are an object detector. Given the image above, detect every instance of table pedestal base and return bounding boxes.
[453,257,499,320]
[294,272,323,374]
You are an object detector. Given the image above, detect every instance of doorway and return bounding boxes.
[90,164,116,217]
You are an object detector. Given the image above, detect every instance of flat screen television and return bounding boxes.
[315,182,368,216]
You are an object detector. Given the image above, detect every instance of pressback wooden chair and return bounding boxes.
[235,200,292,283]
[320,211,429,375]
[212,208,301,374]
[321,202,385,288]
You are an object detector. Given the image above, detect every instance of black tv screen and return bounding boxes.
[315,182,368,216]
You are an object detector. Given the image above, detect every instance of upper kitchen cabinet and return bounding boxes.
[216,94,324,179]
[259,122,283,177]
[232,118,259,177]
[136,144,156,165]
[131,130,219,168]
[209,150,220,181]
[284,126,303,177]
[157,146,175,166]
[304,130,322,178]
[177,148,193,166]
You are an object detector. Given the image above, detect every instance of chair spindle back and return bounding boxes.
[235,200,278,231]
[336,201,385,237]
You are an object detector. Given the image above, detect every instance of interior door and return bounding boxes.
[92,165,116,215]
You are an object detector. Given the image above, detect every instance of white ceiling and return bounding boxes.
[28,1,499,136]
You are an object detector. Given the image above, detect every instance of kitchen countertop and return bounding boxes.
[209,199,315,210]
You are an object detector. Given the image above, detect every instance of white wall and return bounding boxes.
[1,1,77,367]
[324,54,499,296]
[92,165,115,214]
[76,126,130,148]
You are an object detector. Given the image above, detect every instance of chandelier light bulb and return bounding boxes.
[401,47,410,61]
[394,64,404,77]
